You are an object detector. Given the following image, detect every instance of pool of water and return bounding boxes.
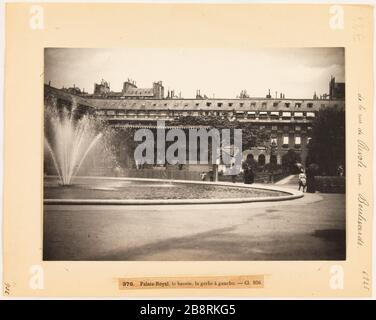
[44,177,288,200]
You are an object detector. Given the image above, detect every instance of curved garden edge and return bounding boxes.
[44,176,304,205]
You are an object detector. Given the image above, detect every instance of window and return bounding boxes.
[206,102,211,107]
[259,111,267,117]
[107,110,115,115]
[262,102,267,108]
[283,136,289,146]
[271,125,278,131]
[239,102,244,107]
[260,125,266,130]
[282,112,291,117]
[285,103,290,108]
[195,103,200,106]
[307,137,312,145]
[294,112,303,117]
[270,111,279,118]
[217,102,223,107]
[295,103,301,108]
[295,136,301,146]
[228,102,233,107]
[306,112,315,118]
[273,102,279,107]
[271,138,278,144]
[295,125,301,131]
[307,103,313,108]
[251,102,256,107]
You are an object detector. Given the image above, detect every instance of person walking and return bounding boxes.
[298,168,307,192]
[242,154,256,184]
[337,164,344,176]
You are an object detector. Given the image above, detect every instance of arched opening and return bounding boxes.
[270,154,277,166]
[258,154,266,166]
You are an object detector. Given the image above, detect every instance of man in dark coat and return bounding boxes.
[242,154,256,184]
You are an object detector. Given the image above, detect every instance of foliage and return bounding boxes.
[315,176,345,193]
[306,105,345,175]
[282,149,301,173]
[169,115,270,149]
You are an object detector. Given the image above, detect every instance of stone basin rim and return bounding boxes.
[44,176,303,205]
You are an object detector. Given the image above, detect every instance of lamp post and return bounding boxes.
[269,140,277,183]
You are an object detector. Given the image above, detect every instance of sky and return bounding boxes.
[45,48,345,99]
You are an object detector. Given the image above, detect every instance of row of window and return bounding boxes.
[271,136,311,147]
[114,101,338,109]
[206,101,315,108]
[147,101,326,108]
[261,125,312,131]
[98,110,316,118]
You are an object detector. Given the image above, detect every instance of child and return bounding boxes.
[298,169,307,192]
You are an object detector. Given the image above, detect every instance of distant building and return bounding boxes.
[62,84,87,95]
[329,76,345,100]
[94,79,111,96]
[92,78,164,99]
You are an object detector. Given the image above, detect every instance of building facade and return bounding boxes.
[44,78,345,169]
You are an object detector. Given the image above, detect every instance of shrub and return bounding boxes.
[315,176,345,193]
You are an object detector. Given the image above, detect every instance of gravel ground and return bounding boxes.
[43,190,345,261]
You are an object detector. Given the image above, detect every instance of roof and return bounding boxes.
[45,85,345,112]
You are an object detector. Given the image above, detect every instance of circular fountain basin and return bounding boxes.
[44,176,303,205]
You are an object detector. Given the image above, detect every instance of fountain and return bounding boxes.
[44,100,103,185]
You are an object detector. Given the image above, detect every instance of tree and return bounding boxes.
[306,105,345,175]
[169,115,269,149]
[282,149,301,173]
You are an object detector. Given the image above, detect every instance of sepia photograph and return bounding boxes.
[43,47,346,261]
[3,1,374,299]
